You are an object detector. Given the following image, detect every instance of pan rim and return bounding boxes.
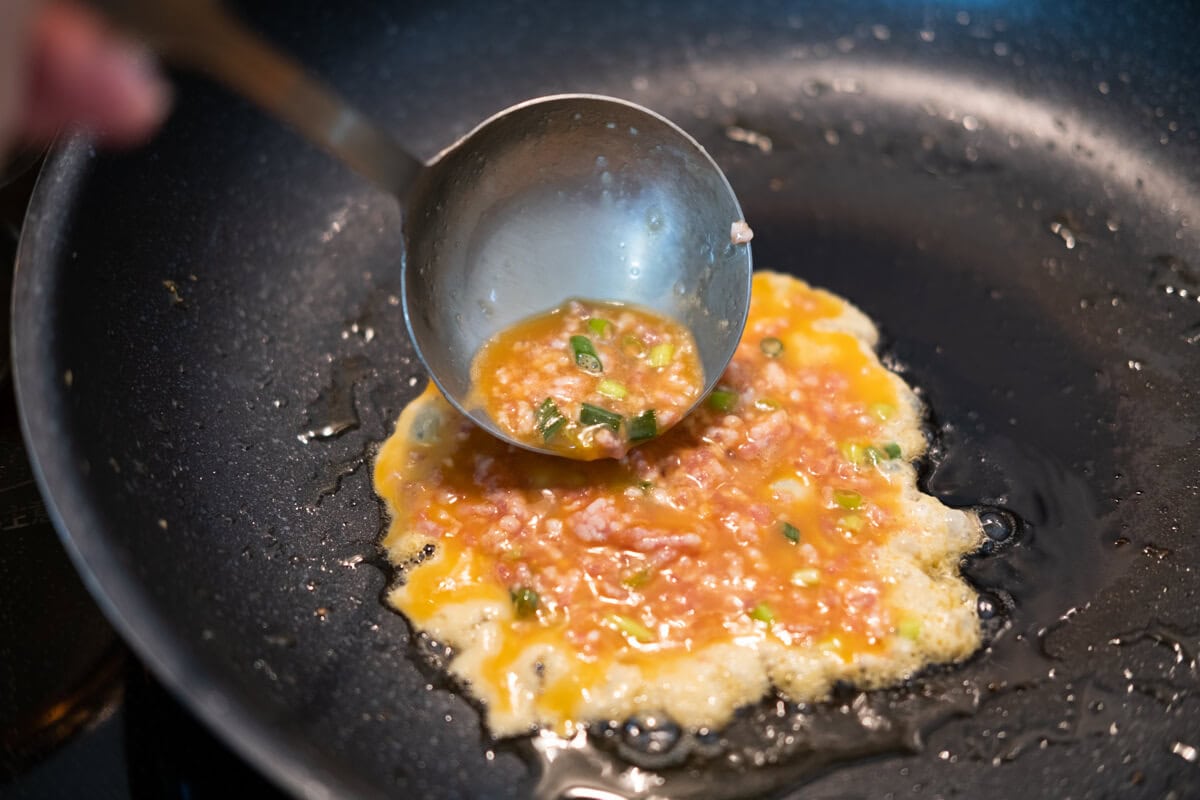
[11,135,369,800]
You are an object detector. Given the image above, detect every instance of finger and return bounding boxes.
[0,0,40,157]
[21,2,171,147]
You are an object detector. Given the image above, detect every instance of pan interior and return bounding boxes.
[13,1,1199,798]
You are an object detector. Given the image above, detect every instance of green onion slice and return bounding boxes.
[607,613,656,642]
[648,343,675,367]
[782,521,801,543]
[869,403,895,421]
[833,488,864,510]
[846,442,894,466]
[580,403,622,432]
[587,318,613,338]
[596,378,628,400]
[622,568,653,588]
[707,387,739,412]
[628,410,657,441]
[570,335,602,373]
[410,408,441,443]
[622,335,646,356]
[898,617,922,640]
[840,514,865,532]
[511,587,539,618]
[535,398,566,441]
[749,602,776,624]
[791,568,821,587]
[760,337,784,357]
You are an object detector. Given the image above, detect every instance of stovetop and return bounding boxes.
[0,159,287,799]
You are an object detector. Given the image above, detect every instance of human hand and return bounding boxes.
[0,0,171,156]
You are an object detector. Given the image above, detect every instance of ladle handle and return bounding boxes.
[99,0,423,199]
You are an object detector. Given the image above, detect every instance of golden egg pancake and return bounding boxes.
[374,272,982,737]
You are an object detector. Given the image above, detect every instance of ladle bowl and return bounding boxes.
[403,94,752,456]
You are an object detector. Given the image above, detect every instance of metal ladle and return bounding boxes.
[106,0,753,458]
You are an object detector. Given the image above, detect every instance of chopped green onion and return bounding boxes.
[622,568,653,588]
[898,617,922,640]
[782,521,801,543]
[535,398,567,441]
[580,403,622,432]
[648,343,675,367]
[576,355,604,374]
[622,335,646,356]
[791,568,821,587]
[628,410,657,441]
[635,479,654,493]
[607,613,655,642]
[869,403,896,421]
[587,318,613,338]
[833,488,863,510]
[511,587,539,618]
[839,514,865,532]
[570,335,602,373]
[749,602,776,624]
[707,387,739,412]
[410,408,442,443]
[596,378,628,400]
[846,442,894,466]
[760,337,784,358]
[755,398,781,412]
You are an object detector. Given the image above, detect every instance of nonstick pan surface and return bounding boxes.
[13,1,1200,797]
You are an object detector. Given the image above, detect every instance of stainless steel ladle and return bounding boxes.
[106,0,753,457]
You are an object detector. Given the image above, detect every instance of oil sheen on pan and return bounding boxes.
[467,298,705,460]
[373,272,983,737]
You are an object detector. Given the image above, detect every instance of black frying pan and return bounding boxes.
[14,0,1200,797]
